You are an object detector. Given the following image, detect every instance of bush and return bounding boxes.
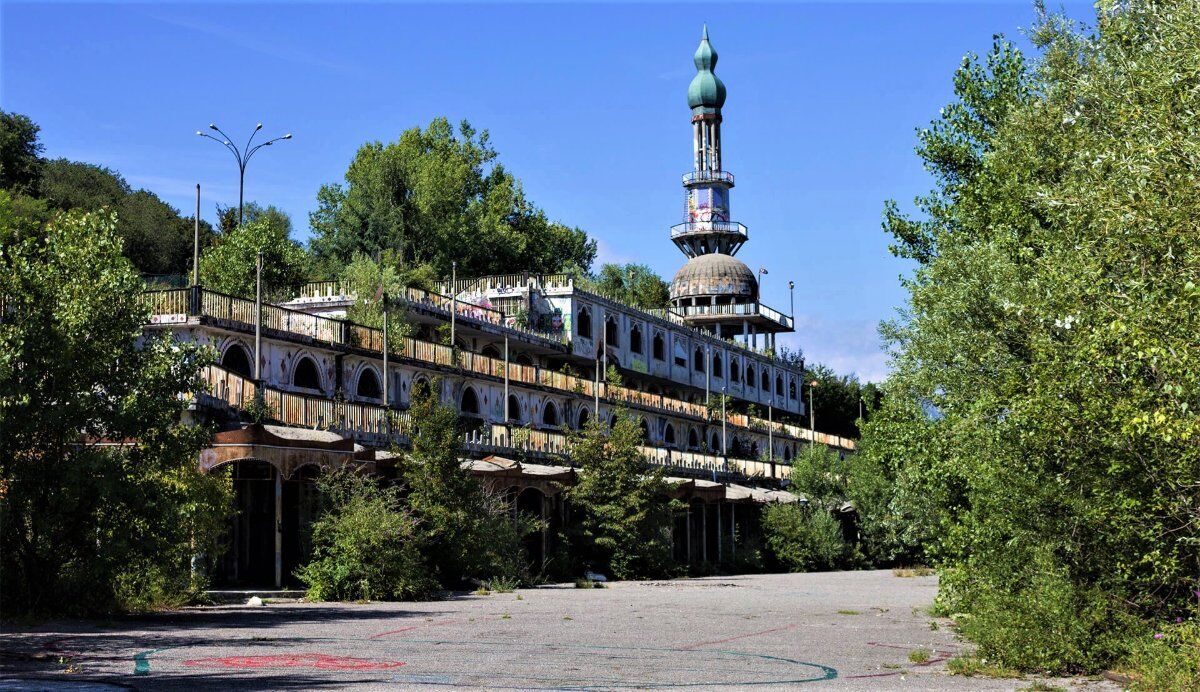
[1121,619,1200,691]
[761,503,848,572]
[297,469,435,602]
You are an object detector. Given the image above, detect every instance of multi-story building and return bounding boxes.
[146,27,855,587]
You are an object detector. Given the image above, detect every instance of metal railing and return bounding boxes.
[149,287,852,452]
[670,221,748,238]
[668,302,794,330]
[682,170,735,186]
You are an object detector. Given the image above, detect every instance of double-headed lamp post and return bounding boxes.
[196,123,292,227]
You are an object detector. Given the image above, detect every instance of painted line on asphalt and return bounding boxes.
[677,623,797,650]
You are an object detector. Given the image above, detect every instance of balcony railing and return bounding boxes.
[667,302,794,330]
[149,287,852,452]
[195,364,794,480]
[670,221,748,238]
[682,170,735,186]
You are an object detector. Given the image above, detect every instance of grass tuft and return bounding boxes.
[908,648,932,664]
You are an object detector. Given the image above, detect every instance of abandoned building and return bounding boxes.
[143,28,857,587]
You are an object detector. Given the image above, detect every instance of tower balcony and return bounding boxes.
[670,220,748,239]
[682,170,735,186]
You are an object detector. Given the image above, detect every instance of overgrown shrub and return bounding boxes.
[1121,619,1200,691]
[761,503,848,572]
[297,468,434,602]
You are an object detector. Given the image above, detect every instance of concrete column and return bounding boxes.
[702,503,708,563]
[717,501,723,564]
[686,507,693,564]
[731,503,737,561]
[274,468,283,588]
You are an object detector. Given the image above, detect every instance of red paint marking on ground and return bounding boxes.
[678,623,797,650]
[183,653,405,670]
[370,617,461,639]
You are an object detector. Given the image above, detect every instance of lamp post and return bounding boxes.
[808,379,819,449]
[196,123,292,227]
[450,261,457,352]
[721,385,727,457]
[788,280,795,320]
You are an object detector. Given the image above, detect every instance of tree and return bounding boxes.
[216,201,292,237]
[760,503,847,573]
[580,263,671,309]
[566,411,678,579]
[397,382,532,586]
[297,468,434,602]
[804,363,880,438]
[310,117,596,278]
[39,158,215,277]
[0,110,42,195]
[868,4,1200,672]
[0,195,229,614]
[199,217,309,299]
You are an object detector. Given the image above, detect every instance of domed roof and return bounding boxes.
[670,253,757,301]
[688,26,726,112]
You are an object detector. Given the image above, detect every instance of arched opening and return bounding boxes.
[730,359,741,383]
[577,307,592,339]
[629,324,643,354]
[776,375,784,396]
[712,352,724,379]
[653,332,665,360]
[688,428,700,450]
[411,377,432,402]
[746,364,757,389]
[674,342,688,368]
[750,441,759,458]
[507,394,521,422]
[789,379,797,399]
[461,387,481,416]
[693,347,705,373]
[481,344,501,359]
[664,423,676,447]
[577,407,590,428]
[515,353,533,367]
[212,459,277,587]
[762,369,770,391]
[292,356,321,391]
[638,418,650,442]
[711,432,721,452]
[605,316,618,347]
[222,343,253,379]
[356,368,382,400]
[784,446,793,462]
[516,487,546,571]
[542,401,560,427]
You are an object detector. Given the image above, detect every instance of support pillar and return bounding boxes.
[717,500,723,564]
[731,503,737,561]
[702,503,708,563]
[686,507,692,564]
[274,468,283,588]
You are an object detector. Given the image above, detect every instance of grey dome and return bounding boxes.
[670,254,757,301]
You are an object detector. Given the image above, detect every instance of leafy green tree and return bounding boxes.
[0,195,229,614]
[216,201,292,237]
[868,3,1200,672]
[40,158,215,276]
[297,468,434,601]
[398,382,533,586]
[310,117,596,278]
[805,363,880,438]
[0,110,42,195]
[565,411,678,579]
[580,263,671,309]
[199,217,309,299]
[760,503,847,573]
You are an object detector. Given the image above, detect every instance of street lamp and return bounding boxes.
[808,379,819,448]
[196,123,292,227]
[788,280,795,320]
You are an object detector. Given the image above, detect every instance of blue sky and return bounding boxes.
[2,1,1091,381]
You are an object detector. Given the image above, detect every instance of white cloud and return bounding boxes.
[779,313,891,383]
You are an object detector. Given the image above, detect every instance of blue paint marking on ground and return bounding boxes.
[132,649,158,676]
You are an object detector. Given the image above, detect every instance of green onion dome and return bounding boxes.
[688,25,726,112]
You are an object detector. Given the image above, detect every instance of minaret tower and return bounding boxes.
[668,26,794,348]
[671,24,745,258]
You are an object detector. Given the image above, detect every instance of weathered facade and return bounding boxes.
[149,28,853,587]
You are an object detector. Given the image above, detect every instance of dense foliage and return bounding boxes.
[0,195,229,614]
[298,468,434,601]
[577,263,671,309]
[761,503,846,573]
[0,111,215,277]
[199,217,310,299]
[310,117,596,279]
[565,410,679,579]
[867,1,1200,673]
